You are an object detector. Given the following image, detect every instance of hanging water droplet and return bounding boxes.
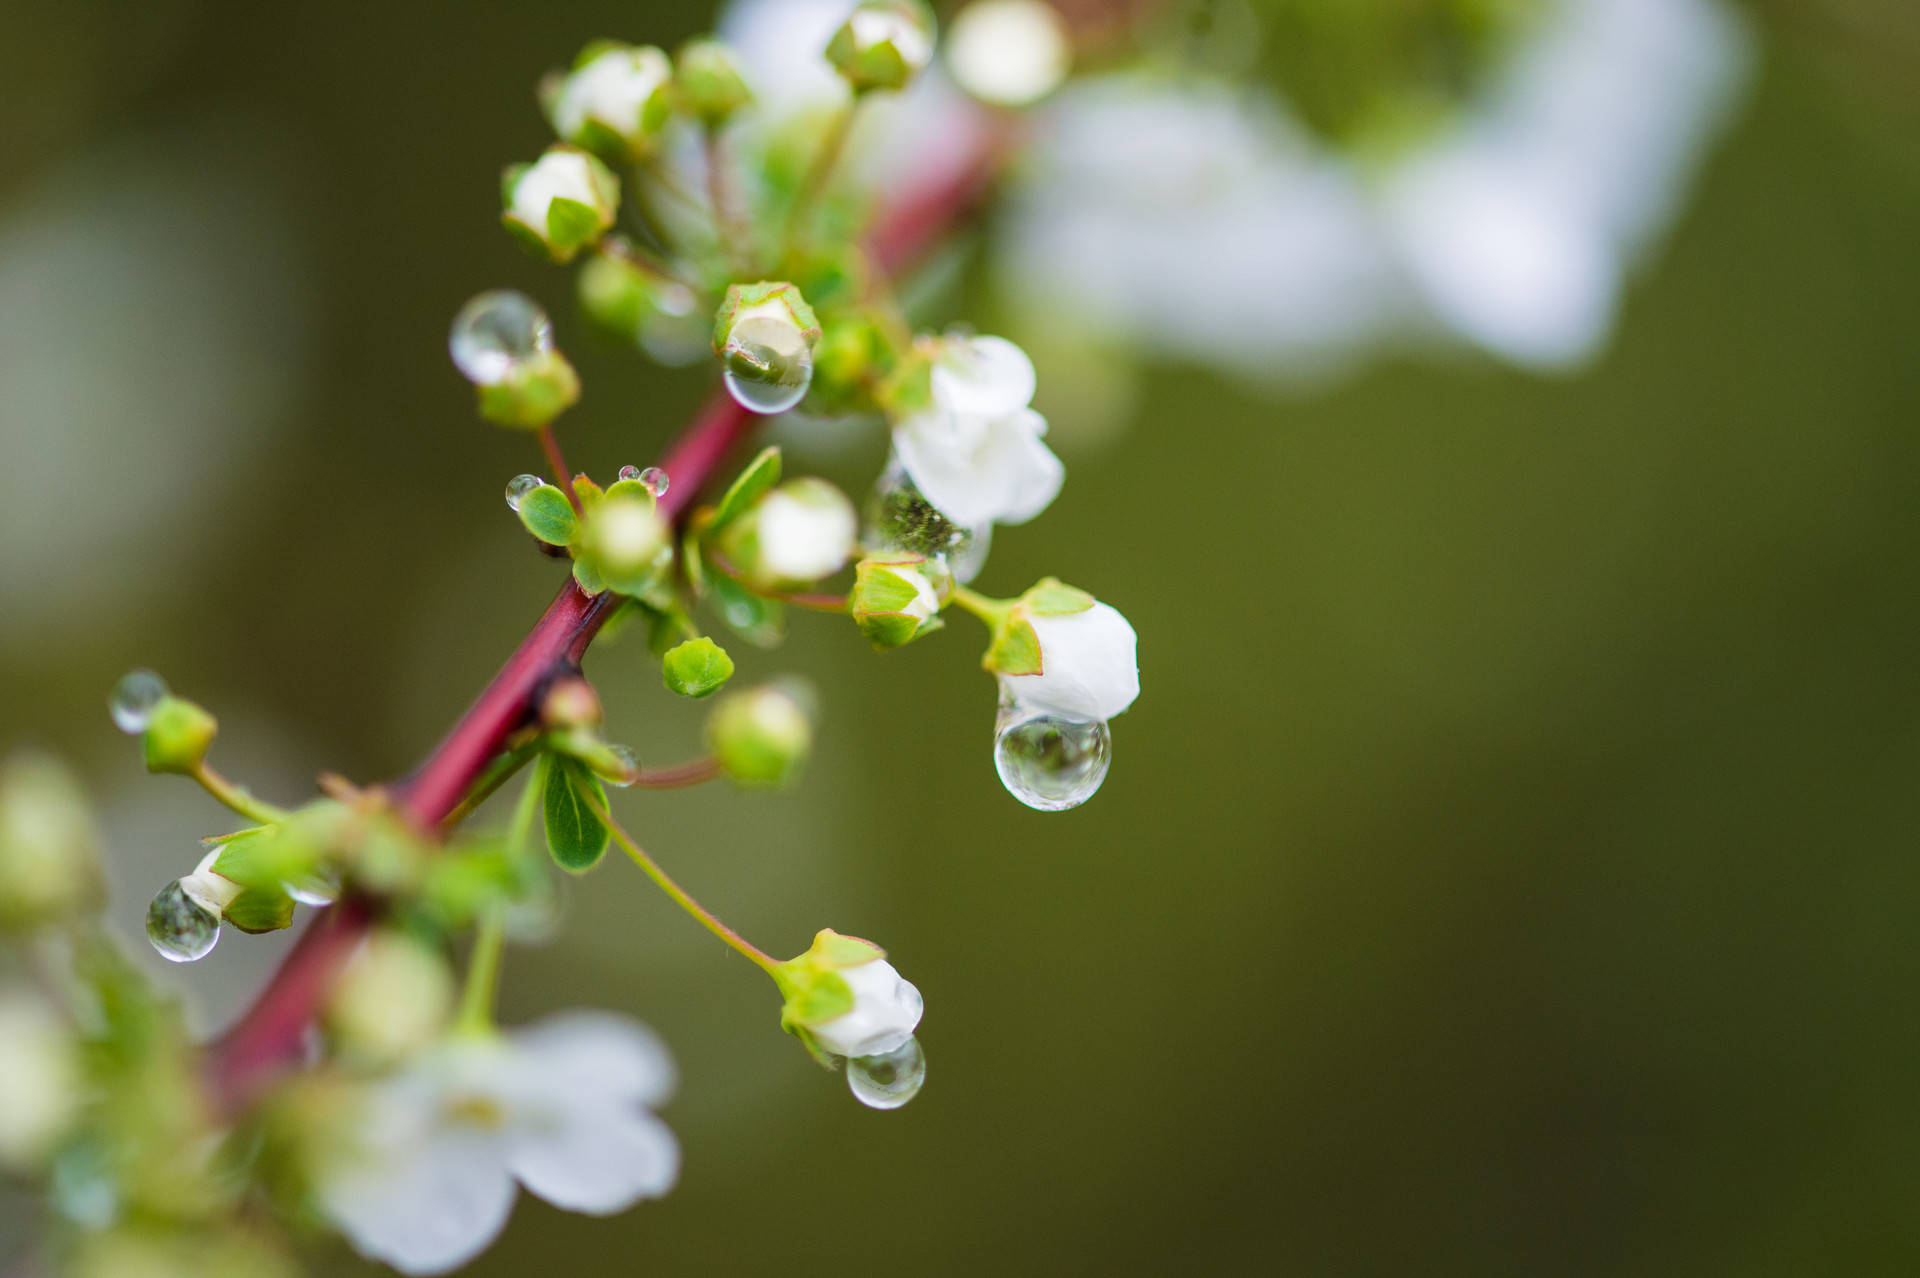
[145,880,220,962]
[617,464,643,483]
[109,670,169,734]
[721,315,814,414]
[846,1037,926,1110]
[993,709,1111,811]
[284,870,339,907]
[638,466,669,498]
[450,290,553,386]
[505,473,547,511]
[863,458,991,584]
[603,744,640,787]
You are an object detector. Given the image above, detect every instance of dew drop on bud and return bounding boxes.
[721,315,814,414]
[450,290,553,386]
[145,880,220,963]
[847,1037,926,1110]
[505,473,547,511]
[617,464,642,482]
[639,466,669,498]
[110,670,169,735]
[993,710,1111,812]
[864,457,988,584]
[603,744,640,787]
[285,871,339,907]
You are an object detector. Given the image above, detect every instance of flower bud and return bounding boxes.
[543,42,674,163]
[0,990,81,1169]
[827,1,937,94]
[723,477,857,588]
[325,930,453,1066]
[662,637,735,699]
[450,290,582,430]
[712,282,822,415]
[850,556,944,649]
[577,243,702,360]
[945,0,1072,107]
[501,145,619,264]
[574,495,672,597]
[142,695,218,775]
[0,751,105,932]
[984,579,1140,722]
[707,683,812,787]
[675,39,753,125]
[776,929,923,1061]
[541,677,603,730]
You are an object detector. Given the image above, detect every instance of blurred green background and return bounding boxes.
[2,0,1919,1274]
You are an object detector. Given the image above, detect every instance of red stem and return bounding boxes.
[201,114,1010,1112]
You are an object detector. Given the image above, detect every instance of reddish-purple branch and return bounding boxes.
[201,116,1010,1112]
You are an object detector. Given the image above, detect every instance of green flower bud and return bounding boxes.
[541,677,603,729]
[574,494,672,597]
[325,930,453,1065]
[475,349,582,431]
[827,0,936,94]
[663,637,735,699]
[542,41,675,163]
[142,695,218,775]
[0,751,104,932]
[851,555,945,649]
[500,145,620,264]
[774,929,923,1066]
[707,683,812,787]
[675,39,753,125]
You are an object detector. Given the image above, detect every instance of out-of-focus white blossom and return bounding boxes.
[945,0,1072,108]
[0,990,81,1169]
[318,1012,677,1276]
[546,44,674,159]
[894,335,1064,528]
[756,479,858,583]
[1001,0,1752,377]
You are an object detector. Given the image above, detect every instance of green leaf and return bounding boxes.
[986,616,1043,676]
[224,886,295,935]
[572,557,606,596]
[662,637,735,698]
[542,755,610,874]
[518,485,578,546]
[1023,578,1095,616]
[708,446,781,531]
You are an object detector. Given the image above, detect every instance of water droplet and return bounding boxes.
[638,466,669,498]
[993,709,1111,811]
[863,458,988,583]
[285,871,339,907]
[617,464,642,482]
[847,1037,926,1110]
[603,744,640,787]
[145,880,220,962]
[721,315,814,414]
[640,286,709,367]
[109,670,169,734]
[450,290,553,386]
[505,473,547,511]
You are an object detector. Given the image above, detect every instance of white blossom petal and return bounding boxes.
[1005,601,1139,722]
[507,1099,679,1215]
[810,959,923,1059]
[932,336,1037,418]
[758,487,857,582]
[321,1126,517,1277]
[895,405,1063,528]
[509,1010,676,1109]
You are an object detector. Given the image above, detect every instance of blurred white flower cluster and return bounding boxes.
[1001,0,1754,379]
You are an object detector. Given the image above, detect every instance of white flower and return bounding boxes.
[945,0,1072,108]
[504,148,614,257]
[809,957,924,1059]
[1001,0,1751,376]
[319,1011,677,1276]
[1003,601,1139,722]
[756,480,857,583]
[0,990,80,1169]
[549,46,672,153]
[894,336,1064,528]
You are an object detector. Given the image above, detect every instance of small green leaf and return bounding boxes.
[986,616,1043,676]
[518,485,578,546]
[1023,578,1095,616]
[224,886,295,935]
[663,637,735,698]
[542,755,610,874]
[708,446,781,531]
[572,557,606,595]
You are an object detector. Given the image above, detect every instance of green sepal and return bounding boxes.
[210,827,300,890]
[223,885,295,935]
[604,478,652,505]
[500,212,557,262]
[708,572,785,648]
[500,163,530,208]
[779,969,853,1028]
[573,557,606,595]
[662,637,735,698]
[545,197,604,256]
[1023,577,1095,616]
[573,474,605,507]
[517,485,578,546]
[572,118,632,167]
[711,282,821,353]
[708,446,782,531]
[850,557,944,650]
[985,616,1043,676]
[541,755,610,874]
[808,929,886,967]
